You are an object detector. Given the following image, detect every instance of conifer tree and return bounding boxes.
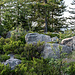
[1,0,30,31]
[29,0,66,32]
[68,0,75,27]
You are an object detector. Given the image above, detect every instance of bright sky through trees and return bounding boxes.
[64,0,73,17]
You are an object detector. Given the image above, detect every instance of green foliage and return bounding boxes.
[0,25,4,35]
[0,55,10,62]
[11,26,26,41]
[13,58,52,75]
[45,32,59,38]
[30,0,66,32]
[0,63,11,75]
[1,0,29,31]
[60,30,75,40]
[0,37,5,54]
[19,35,26,44]
[21,41,44,60]
[67,62,75,75]
[3,40,24,54]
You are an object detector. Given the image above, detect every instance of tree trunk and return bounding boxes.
[0,6,1,25]
[52,11,53,28]
[44,0,47,33]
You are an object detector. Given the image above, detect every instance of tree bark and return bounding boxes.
[44,0,47,33]
[0,6,1,25]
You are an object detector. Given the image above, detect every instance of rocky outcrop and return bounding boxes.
[25,33,59,44]
[25,33,52,44]
[61,36,75,50]
[42,43,72,59]
[2,54,21,70]
[25,33,72,59]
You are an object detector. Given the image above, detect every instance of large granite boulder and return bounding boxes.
[61,36,75,50]
[2,54,21,70]
[42,43,72,59]
[25,33,52,44]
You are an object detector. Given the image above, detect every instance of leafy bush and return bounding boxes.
[0,25,4,35]
[21,41,44,60]
[67,62,75,75]
[3,40,24,54]
[0,63,11,75]
[60,30,75,40]
[0,37,5,45]
[0,55,10,62]
[19,35,26,44]
[13,58,51,75]
[0,38,5,54]
[11,26,26,41]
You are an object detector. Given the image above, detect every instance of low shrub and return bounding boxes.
[13,58,52,75]
[3,40,25,54]
[0,37,6,54]
[0,63,11,75]
[67,62,75,75]
[11,26,26,41]
[21,41,45,60]
[19,35,26,44]
[0,55,10,62]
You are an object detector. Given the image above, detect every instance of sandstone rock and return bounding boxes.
[25,33,51,44]
[2,54,21,70]
[61,36,75,50]
[61,37,73,45]
[42,43,72,59]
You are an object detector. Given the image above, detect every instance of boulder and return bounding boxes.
[25,33,52,44]
[42,43,72,59]
[61,37,73,45]
[73,36,75,50]
[51,36,59,42]
[2,54,21,70]
[61,36,75,50]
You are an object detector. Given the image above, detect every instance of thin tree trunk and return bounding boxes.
[0,6,1,25]
[44,0,47,33]
[52,11,53,28]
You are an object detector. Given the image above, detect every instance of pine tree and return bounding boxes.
[68,0,75,28]
[29,0,66,32]
[1,0,30,31]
